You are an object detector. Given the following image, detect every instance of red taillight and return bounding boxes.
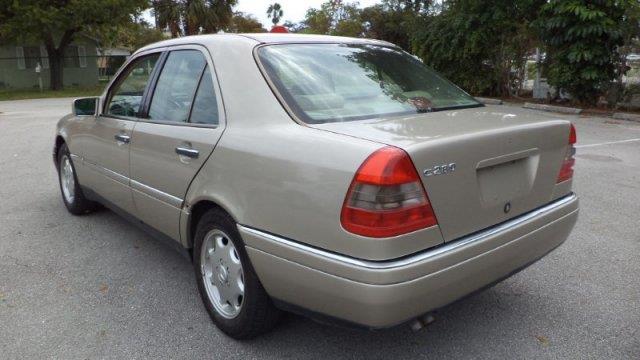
[340,146,438,238]
[557,124,577,183]
[568,124,577,145]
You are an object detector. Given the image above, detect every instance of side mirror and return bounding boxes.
[72,97,99,116]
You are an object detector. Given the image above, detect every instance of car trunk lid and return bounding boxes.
[312,106,571,241]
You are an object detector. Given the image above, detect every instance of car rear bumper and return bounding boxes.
[239,193,579,328]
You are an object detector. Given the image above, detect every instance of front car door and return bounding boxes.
[129,46,225,240]
[79,53,161,214]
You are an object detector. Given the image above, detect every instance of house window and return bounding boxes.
[63,45,88,68]
[23,46,41,69]
[64,46,80,68]
[16,47,25,70]
[40,46,49,69]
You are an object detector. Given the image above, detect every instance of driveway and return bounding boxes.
[0,98,638,359]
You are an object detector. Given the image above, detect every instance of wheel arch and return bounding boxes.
[186,198,239,250]
[53,135,67,168]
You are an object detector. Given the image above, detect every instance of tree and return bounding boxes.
[602,1,640,104]
[266,3,284,26]
[300,7,332,34]
[228,12,266,33]
[537,0,629,104]
[152,0,237,37]
[411,0,544,96]
[154,0,182,37]
[0,0,147,90]
[103,20,167,51]
[380,0,433,13]
[360,1,434,50]
[203,0,237,33]
[299,0,364,37]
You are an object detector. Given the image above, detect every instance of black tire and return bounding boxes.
[57,143,99,215]
[193,208,281,339]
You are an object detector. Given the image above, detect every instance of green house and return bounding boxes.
[0,36,99,90]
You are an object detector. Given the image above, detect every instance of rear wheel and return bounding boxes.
[57,143,98,215]
[193,208,281,339]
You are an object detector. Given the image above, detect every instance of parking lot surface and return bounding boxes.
[0,98,638,359]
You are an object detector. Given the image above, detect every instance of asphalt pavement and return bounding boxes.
[0,98,638,359]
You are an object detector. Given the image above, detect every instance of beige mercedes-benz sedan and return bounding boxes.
[54,34,579,339]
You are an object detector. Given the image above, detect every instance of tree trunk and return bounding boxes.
[43,30,76,90]
[170,21,181,37]
[47,48,64,91]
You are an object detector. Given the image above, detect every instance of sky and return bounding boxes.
[143,1,381,30]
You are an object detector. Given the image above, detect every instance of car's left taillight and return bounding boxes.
[557,124,577,183]
[340,146,438,238]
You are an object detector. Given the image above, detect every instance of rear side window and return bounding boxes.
[149,50,206,123]
[189,66,219,125]
[106,54,160,117]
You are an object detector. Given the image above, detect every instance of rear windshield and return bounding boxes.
[257,43,481,124]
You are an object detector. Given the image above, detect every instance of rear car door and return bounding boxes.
[129,46,225,240]
[81,53,161,214]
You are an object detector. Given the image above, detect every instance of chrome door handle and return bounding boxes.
[175,147,199,159]
[114,134,130,144]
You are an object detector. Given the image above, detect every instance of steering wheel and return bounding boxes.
[109,102,129,116]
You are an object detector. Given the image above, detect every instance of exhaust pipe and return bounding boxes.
[410,313,435,332]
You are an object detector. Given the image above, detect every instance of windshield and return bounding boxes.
[257,43,481,124]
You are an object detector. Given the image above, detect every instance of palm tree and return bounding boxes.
[153,0,238,37]
[203,0,237,33]
[267,2,284,26]
[153,0,182,37]
[184,0,206,35]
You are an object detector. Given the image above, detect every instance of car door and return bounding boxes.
[129,47,225,240]
[80,52,161,214]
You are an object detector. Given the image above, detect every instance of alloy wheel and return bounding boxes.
[200,229,245,319]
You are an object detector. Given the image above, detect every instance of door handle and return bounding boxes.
[114,134,130,144]
[175,147,199,159]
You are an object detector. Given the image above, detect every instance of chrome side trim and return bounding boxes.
[81,156,183,208]
[131,179,183,208]
[239,193,577,270]
[83,158,129,186]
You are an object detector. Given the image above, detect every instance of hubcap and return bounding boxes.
[60,155,75,204]
[200,229,245,319]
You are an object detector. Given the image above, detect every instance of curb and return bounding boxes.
[612,112,640,123]
[475,97,503,105]
[523,102,582,114]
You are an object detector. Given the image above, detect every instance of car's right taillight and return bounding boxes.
[340,146,438,238]
[557,124,577,183]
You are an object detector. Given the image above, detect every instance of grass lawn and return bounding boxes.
[0,85,105,101]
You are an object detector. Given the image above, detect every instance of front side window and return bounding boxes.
[148,50,206,123]
[105,54,160,117]
[258,44,481,124]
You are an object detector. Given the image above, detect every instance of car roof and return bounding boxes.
[238,33,395,46]
[135,33,395,55]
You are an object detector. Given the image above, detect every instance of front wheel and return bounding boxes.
[57,143,98,215]
[193,208,281,339]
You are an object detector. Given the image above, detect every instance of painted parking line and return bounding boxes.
[575,138,640,148]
